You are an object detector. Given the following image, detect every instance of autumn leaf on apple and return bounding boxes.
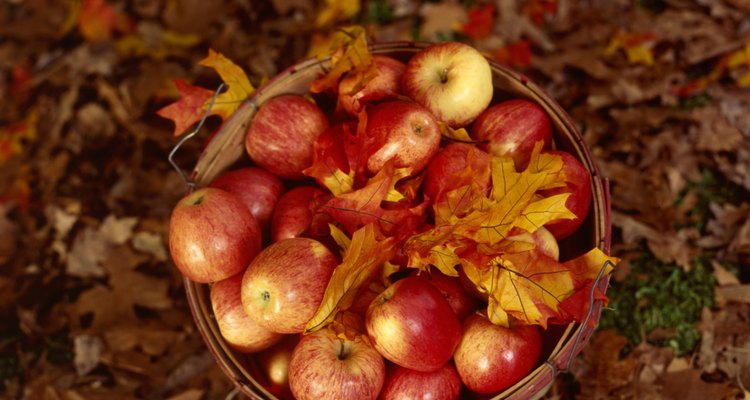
[482,250,576,328]
[310,26,377,95]
[320,161,419,236]
[439,122,475,143]
[305,224,396,333]
[451,147,574,244]
[155,80,214,137]
[303,123,356,195]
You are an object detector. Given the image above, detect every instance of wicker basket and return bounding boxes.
[182,42,613,400]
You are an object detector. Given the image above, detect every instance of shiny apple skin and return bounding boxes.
[453,314,542,395]
[540,150,592,240]
[168,187,262,283]
[402,42,493,128]
[270,186,325,243]
[245,94,329,179]
[288,330,385,400]
[366,277,462,372]
[413,269,478,321]
[210,273,282,353]
[422,142,492,205]
[338,55,406,115]
[365,100,441,177]
[380,362,462,400]
[209,167,284,232]
[241,237,338,334]
[470,98,553,169]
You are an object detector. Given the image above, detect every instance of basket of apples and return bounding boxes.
[168,31,617,400]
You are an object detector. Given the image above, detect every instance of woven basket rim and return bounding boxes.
[182,41,613,400]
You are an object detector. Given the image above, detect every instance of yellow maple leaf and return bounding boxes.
[305,224,397,333]
[199,49,256,119]
[309,26,375,94]
[439,122,475,143]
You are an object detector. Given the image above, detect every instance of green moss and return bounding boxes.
[599,251,715,355]
[365,0,395,25]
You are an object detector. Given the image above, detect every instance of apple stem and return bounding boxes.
[262,290,270,302]
[439,68,449,84]
[337,339,348,360]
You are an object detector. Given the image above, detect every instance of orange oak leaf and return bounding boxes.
[155,80,214,137]
[305,224,396,333]
[310,26,376,94]
[198,49,256,119]
[461,4,496,40]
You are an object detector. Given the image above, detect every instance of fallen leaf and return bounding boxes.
[132,231,168,262]
[74,334,104,376]
[572,330,637,399]
[67,226,110,278]
[419,1,467,40]
[0,109,38,164]
[99,215,138,245]
[305,224,396,333]
[605,30,657,66]
[461,4,495,40]
[661,367,739,400]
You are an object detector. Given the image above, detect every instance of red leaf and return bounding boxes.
[303,123,355,195]
[156,80,214,137]
[493,40,533,69]
[462,4,496,40]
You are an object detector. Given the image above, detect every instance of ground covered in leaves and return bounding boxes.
[1,0,750,399]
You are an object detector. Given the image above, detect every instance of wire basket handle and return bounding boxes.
[167,83,225,191]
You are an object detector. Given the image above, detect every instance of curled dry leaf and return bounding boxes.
[305,223,396,333]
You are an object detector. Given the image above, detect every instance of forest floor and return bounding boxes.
[1,0,750,399]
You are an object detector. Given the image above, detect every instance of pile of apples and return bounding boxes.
[169,42,593,400]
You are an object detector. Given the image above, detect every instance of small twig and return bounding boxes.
[167,83,225,191]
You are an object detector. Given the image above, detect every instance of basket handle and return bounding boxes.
[167,83,225,191]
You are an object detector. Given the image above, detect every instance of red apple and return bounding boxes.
[402,42,493,128]
[453,314,542,395]
[209,167,284,232]
[210,273,282,353]
[540,150,592,240]
[365,100,441,176]
[422,142,491,204]
[366,276,462,372]
[380,362,462,400]
[241,237,338,334]
[257,334,299,398]
[270,186,325,243]
[288,329,385,400]
[413,268,478,321]
[470,98,553,169]
[245,94,329,179]
[168,188,261,283]
[338,55,406,115]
